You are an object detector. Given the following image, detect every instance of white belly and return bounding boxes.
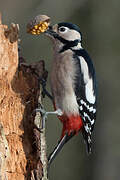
[61,93,79,115]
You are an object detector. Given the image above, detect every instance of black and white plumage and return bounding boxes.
[44,22,97,161]
[72,48,97,153]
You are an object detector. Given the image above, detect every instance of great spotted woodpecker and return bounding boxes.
[41,22,97,166]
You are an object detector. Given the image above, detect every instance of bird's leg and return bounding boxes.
[39,78,53,101]
[48,132,75,169]
[36,105,63,130]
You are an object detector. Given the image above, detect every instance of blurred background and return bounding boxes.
[1,0,120,179]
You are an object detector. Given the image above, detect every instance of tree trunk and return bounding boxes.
[0,17,48,180]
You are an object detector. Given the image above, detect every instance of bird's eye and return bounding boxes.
[59,26,68,33]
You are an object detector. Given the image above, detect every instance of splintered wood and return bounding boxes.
[0,17,48,180]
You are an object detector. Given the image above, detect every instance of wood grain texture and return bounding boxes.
[0,17,48,180]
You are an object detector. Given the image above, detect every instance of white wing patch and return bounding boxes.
[80,56,89,84]
[85,79,95,104]
[80,56,95,104]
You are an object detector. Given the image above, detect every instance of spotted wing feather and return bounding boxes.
[73,49,97,154]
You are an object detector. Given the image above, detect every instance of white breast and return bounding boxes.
[50,50,79,115]
[62,93,79,115]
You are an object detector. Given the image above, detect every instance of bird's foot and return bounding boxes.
[35,106,63,130]
[36,107,63,117]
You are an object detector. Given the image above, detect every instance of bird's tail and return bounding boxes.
[48,131,75,168]
[82,129,92,154]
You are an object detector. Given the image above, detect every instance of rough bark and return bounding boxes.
[0,17,48,180]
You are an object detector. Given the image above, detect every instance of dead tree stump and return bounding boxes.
[0,17,48,180]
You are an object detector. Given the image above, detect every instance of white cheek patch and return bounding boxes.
[61,29,81,41]
[80,56,95,104]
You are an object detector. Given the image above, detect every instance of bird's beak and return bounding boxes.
[44,25,57,39]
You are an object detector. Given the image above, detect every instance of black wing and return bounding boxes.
[73,49,97,154]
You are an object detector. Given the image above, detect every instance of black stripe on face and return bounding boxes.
[46,24,81,53]
[50,31,81,53]
[59,39,80,53]
[46,28,69,44]
[54,34,69,44]
[45,26,68,44]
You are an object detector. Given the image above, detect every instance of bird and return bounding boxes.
[41,22,97,166]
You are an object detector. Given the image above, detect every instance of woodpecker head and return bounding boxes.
[27,17,82,52]
[45,22,82,51]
